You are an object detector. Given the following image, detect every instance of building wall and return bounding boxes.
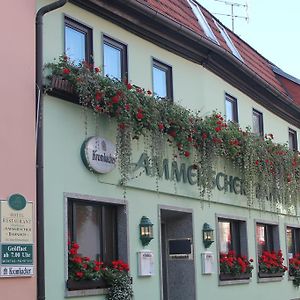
[40,1,300,300]
[0,0,36,299]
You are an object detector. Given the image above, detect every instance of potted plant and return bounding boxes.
[258,250,287,278]
[219,250,253,280]
[67,241,106,290]
[67,241,133,299]
[289,253,300,286]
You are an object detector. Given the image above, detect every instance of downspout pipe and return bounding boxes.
[36,1,68,299]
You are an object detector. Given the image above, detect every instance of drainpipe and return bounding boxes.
[36,1,68,299]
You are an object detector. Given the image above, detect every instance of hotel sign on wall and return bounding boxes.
[81,136,117,174]
[0,194,34,277]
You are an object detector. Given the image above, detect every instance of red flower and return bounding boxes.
[126,83,133,90]
[76,272,84,278]
[184,151,190,157]
[158,123,164,131]
[119,123,126,129]
[215,127,222,132]
[95,105,102,112]
[125,104,130,111]
[63,68,70,75]
[112,95,120,104]
[95,92,103,101]
[94,67,100,73]
[187,136,193,142]
[202,133,208,140]
[147,90,152,95]
[136,111,144,120]
[72,243,79,250]
[168,130,177,138]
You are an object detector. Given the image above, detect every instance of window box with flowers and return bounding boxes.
[44,56,300,212]
[219,250,254,282]
[289,254,300,287]
[68,242,133,299]
[258,250,287,279]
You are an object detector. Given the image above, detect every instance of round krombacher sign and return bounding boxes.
[8,194,27,211]
[81,137,117,174]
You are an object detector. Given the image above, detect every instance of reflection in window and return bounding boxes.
[288,128,298,151]
[225,94,238,123]
[252,109,264,136]
[64,17,92,64]
[256,223,278,257]
[219,221,231,253]
[65,26,86,64]
[103,36,127,81]
[286,227,300,259]
[152,59,173,99]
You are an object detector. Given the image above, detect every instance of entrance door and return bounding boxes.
[160,209,196,300]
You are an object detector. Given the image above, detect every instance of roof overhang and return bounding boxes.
[70,0,300,127]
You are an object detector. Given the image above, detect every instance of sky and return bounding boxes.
[199,0,300,79]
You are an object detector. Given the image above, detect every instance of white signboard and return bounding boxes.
[0,266,34,277]
[81,137,117,174]
[0,200,33,244]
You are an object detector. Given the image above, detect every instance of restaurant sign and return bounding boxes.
[81,136,117,174]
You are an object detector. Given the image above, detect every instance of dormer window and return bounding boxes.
[187,0,219,44]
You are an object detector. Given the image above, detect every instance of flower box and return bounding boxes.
[258,271,284,278]
[66,278,108,290]
[51,76,74,94]
[219,273,252,281]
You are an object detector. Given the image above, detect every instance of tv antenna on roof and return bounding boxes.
[209,0,249,32]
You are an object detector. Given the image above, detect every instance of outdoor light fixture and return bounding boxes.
[203,223,214,248]
[139,216,154,246]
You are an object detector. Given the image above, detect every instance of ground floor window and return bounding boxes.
[66,196,128,292]
[286,226,300,259]
[218,216,252,282]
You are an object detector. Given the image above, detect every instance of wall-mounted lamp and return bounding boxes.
[139,216,154,246]
[203,223,214,248]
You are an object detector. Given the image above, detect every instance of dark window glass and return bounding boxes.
[289,128,298,151]
[152,59,173,99]
[286,227,300,259]
[65,17,92,64]
[103,36,127,80]
[252,109,264,137]
[256,223,279,256]
[68,199,117,264]
[225,94,238,123]
[218,218,245,256]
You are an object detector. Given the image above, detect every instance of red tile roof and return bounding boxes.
[137,0,300,105]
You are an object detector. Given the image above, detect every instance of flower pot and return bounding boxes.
[51,76,74,94]
[219,273,252,281]
[258,271,284,278]
[66,278,108,290]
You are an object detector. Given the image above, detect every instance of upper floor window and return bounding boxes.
[103,35,127,81]
[256,222,279,256]
[64,17,92,64]
[152,59,173,99]
[225,94,238,123]
[252,109,264,137]
[288,128,298,151]
[286,226,300,259]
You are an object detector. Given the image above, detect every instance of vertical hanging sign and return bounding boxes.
[0,194,34,277]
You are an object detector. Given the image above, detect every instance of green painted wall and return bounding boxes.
[40,0,300,299]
